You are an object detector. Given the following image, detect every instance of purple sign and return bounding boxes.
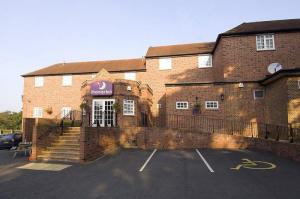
[90,80,113,96]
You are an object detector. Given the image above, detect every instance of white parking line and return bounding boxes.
[195,149,214,173]
[139,149,157,172]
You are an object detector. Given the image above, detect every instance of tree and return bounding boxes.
[0,111,22,130]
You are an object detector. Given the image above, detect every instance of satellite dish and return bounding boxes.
[268,63,282,74]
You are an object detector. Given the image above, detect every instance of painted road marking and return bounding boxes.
[195,149,214,173]
[231,158,276,170]
[139,149,157,172]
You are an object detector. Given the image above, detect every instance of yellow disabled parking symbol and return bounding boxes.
[231,158,276,170]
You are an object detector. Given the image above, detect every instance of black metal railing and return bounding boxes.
[60,110,83,133]
[146,114,300,143]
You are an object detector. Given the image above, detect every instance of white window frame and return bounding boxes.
[34,76,44,87]
[124,72,136,80]
[123,99,135,116]
[159,58,172,70]
[33,107,43,118]
[61,107,72,118]
[62,75,72,86]
[176,101,189,110]
[256,34,275,51]
[198,54,213,68]
[253,90,264,99]
[205,101,219,110]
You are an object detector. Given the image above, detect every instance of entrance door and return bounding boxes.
[92,99,115,127]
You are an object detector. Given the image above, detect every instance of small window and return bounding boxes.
[124,72,136,80]
[159,58,172,70]
[176,101,189,110]
[61,107,72,118]
[33,107,43,118]
[298,80,300,89]
[198,54,212,68]
[123,99,135,116]
[253,90,264,99]
[34,76,44,87]
[256,34,275,51]
[205,101,219,110]
[62,75,72,86]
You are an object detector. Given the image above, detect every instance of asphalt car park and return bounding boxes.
[0,148,299,199]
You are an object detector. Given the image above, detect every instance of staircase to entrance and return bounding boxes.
[37,127,81,162]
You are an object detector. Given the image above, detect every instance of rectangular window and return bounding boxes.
[61,107,72,118]
[123,99,135,116]
[159,58,172,70]
[33,107,43,118]
[176,101,189,110]
[256,34,275,51]
[34,76,44,87]
[124,72,136,80]
[198,54,212,68]
[62,75,72,86]
[205,101,219,110]
[298,80,300,89]
[253,90,264,99]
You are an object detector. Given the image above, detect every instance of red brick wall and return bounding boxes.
[264,78,288,125]
[213,32,300,82]
[30,118,61,160]
[166,82,265,122]
[287,77,300,125]
[136,128,300,162]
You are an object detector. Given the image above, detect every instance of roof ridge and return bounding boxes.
[59,57,144,65]
[149,41,215,48]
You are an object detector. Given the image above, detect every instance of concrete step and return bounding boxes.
[37,155,80,162]
[54,140,80,145]
[63,132,81,135]
[47,147,80,153]
[40,150,80,155]
[51,143,80,147]
[64,127,81,131]
[58,135,80,140]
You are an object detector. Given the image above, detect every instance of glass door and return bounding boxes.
[92,99,115,127]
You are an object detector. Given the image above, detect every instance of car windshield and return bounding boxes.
[0,134,13,140]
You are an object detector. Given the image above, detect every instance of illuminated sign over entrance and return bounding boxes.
[90,80,113,96]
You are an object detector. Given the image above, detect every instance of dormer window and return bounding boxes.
[159,58,172,70]
[198,54,212,68]
[256,34,275,51]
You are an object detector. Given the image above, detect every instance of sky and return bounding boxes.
[0,0,299,112]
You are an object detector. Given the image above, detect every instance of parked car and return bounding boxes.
[0,133,22,149]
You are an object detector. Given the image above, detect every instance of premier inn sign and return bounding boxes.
[90,80,113,96]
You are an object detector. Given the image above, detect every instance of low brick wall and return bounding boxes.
[80,127,147,161]
[78,126,300,163]
[22,118,36,142]
[30,119,61,161]
[80,127,120,161]
[136,128,300,162]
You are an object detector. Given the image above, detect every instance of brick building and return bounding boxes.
[22,19,300,128]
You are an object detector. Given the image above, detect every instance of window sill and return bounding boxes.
[198,66,212,69]
[256,48,276,52]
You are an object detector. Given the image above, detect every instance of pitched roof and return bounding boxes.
[145,42,215,58]
[22,58,145,77]
[222,18,300,36]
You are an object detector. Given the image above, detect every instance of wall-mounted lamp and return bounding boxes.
[220,94,225,101]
